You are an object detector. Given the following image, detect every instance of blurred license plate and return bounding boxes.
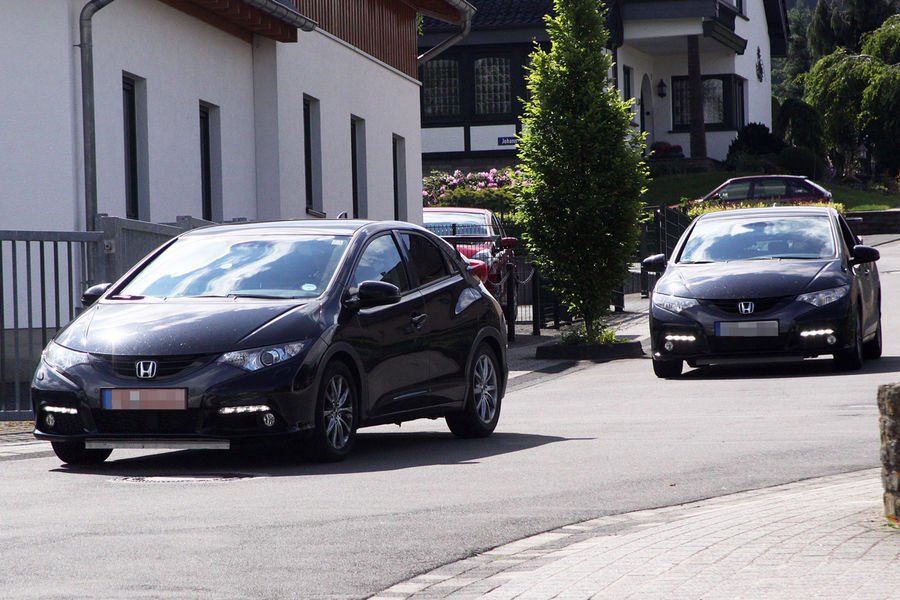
[715,321,779,337]
[102,388,187,410]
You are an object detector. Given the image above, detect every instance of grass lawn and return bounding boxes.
[644,170,900,212]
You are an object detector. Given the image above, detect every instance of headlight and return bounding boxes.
[218,341,307,371]
[796,285,849,307]
[652,292,699,314]
[42,341,90,373]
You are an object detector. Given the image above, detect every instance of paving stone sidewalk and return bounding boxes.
[372,469,899,600]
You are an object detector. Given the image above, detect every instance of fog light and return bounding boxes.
[664,341,675,351]
[219,404,271,415]
[45,413,56,428]
[827,334,837,345]
[261,412,276,427]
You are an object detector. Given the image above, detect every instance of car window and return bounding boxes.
[350,235,409,291]
[423,212,490,236]
[400,233,453,287]
[679,215,836,263]
[785,181,812,198]
[491,215,505,238]
[751,180,786,199]
[716,181,751,202]
[119,235,349,299]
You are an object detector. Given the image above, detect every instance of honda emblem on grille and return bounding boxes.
[135,360,158,379]
[738,301,755,315]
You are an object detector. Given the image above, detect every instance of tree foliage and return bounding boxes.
[806,15,900,178]
[809,0,900,58]
[516,0,647,341]
[772,3,814,99]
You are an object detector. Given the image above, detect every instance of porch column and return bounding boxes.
[687,35,707,159]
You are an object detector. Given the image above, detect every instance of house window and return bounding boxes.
[622,65,633,101]
[350,116,367,218]
[199,102,222,222]
[475,57,511,115]
[422,59,460,117]
[392,135,406,221]
[122,74,147,221]
[303,96,324,217]
[671,75,745,131]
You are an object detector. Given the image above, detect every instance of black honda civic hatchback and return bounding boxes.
[32,220,507,464]
[642,207,881,378]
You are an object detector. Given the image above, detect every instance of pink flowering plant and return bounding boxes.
[422,168,527,220]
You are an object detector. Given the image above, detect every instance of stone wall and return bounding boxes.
[878,383,900,522]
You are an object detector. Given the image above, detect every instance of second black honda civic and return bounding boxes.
[32,220,507,464]
[643,207,881,378]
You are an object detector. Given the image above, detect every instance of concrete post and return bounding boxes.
[878,383,900,522]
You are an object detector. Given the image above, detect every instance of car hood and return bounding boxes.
[54,299,322,355]
[659,259,845,299]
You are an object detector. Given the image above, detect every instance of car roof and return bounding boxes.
[719,175,812,183]
[423,207,491,215]
[179,219,420,238]
[697,206,837,221]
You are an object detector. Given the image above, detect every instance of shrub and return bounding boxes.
[725,123,786,171]
[778,146,824,179]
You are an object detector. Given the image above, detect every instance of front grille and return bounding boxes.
[702,297,787,315]
[91,354,211,379]
[92,409,199,434]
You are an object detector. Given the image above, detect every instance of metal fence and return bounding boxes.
[0,230,102,418]
[0,216,218,419]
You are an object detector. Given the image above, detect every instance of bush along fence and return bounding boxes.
[879,383,900,523]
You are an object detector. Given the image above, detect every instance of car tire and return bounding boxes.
[834,310,864,371]
[446,344,501,438]
[312,361,357,461]
[652,359,683,379]
[863,313,883,360]
[51,441,112,465]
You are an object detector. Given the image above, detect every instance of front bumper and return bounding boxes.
[649,296,854,365]
[31,349,321,446]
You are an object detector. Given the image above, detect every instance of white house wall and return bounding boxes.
[1,0,425,231]
[1,0,81,231]
[277,30,424,223]
[92,0,258,225]
[619,0,776,161]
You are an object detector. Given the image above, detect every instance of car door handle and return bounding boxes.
[411,313,427,329]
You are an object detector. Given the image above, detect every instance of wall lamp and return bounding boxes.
[657,79,668,98]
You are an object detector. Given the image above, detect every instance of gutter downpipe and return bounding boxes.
[79,0,118,233]
[417,0,475,65]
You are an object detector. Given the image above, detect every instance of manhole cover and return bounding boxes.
[118,473,258,484]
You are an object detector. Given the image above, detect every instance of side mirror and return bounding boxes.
[500,237,518,250]
[346,280,401,309]
[642,254,667,273]
[850,244,880,265]
[81,283,112,307]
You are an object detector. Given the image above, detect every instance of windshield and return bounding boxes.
[679,215,836,263]
[423,212,491,236]
[117,234,350,299]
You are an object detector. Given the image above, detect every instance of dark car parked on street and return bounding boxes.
[642,207,881,378]
[32,220,507,464]
[700,175,832,205]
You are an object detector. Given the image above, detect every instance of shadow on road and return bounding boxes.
[51,431,572,478]
[678,355,900,380]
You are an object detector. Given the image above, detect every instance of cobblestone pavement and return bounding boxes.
[372,469,899,600]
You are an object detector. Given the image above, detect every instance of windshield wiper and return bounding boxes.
[228,293,294,300]
[679,260,714,264]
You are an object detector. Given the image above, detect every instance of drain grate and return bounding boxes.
[118,473,258,484]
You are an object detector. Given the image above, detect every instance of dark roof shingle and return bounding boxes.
[424,0,553,32]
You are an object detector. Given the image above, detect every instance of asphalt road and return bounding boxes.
[2,242,898,600]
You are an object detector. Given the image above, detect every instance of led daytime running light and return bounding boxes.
[219,404,270,415]
[664,334,696,342]
[800,329,835,337]
[44,406,78,415]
